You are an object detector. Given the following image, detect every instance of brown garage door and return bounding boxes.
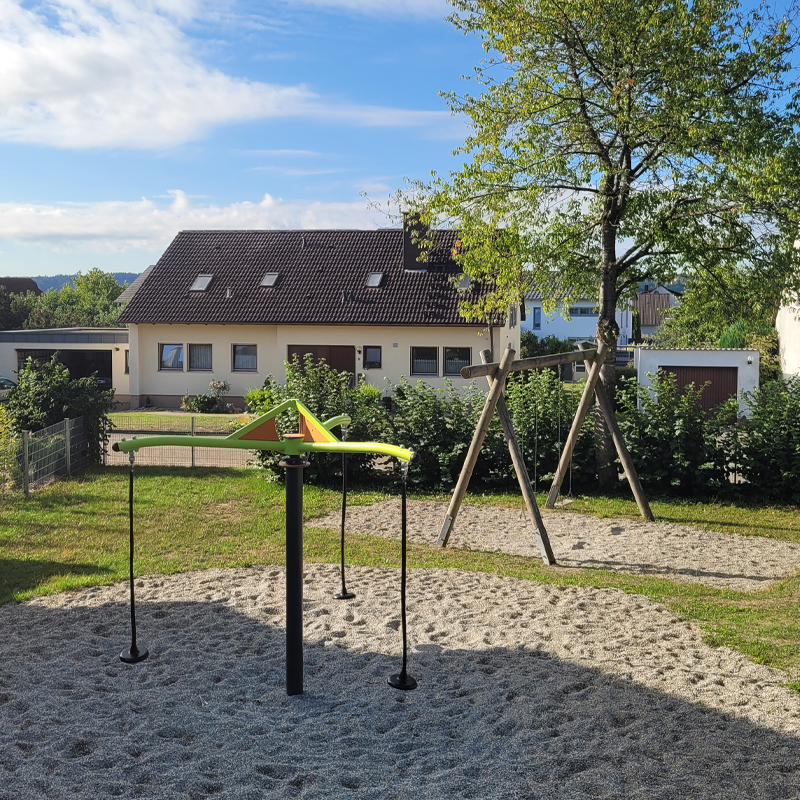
[662,366,738,413]
[287,345,356,381]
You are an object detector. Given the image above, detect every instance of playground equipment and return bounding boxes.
[439,343,654,560]
[112,399,420,695]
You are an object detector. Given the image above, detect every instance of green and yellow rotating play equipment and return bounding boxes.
[112,399,420,695]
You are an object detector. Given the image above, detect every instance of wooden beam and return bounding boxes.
[438,346,516,547]
[545,341,607,509]
[587,354,655,522]
[477,350,556,564]
[461,347,597,380]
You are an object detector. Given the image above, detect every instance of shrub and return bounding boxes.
[6,355,114,463]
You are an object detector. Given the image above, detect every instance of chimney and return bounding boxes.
[403,212,428,272]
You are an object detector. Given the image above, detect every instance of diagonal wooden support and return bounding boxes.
[438,346,516,547]
[545,341,608,509]
[579,345,654,522]
[479,349,556,564]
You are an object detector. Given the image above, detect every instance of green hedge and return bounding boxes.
[245,358,800,502]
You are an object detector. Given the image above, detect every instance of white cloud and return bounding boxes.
[277,0,450,17]
[0,190,394,251]
[0,0,459,149]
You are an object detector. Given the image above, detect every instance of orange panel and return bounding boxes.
[240,418,280,441]
[300,414,331,443]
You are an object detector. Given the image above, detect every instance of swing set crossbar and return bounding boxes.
[460,347,598,380]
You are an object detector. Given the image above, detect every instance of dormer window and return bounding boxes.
[190,275,213,292]
[366,272,384,288]
[260,272,280,288]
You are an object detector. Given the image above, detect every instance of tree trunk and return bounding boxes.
[596,236,619,491]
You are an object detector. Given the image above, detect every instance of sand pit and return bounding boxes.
[309,499,800,591]
[1,562,799,800]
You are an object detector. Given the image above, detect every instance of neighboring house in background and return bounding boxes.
[635,284,681,337]
[634,347,759,416]
[522,290,634,345]
[0,327,131,406]
[117,227,519,409]
[775,300,800,379]
[0,277,42,296]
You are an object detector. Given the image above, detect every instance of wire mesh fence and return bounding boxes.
[105,414,255,468]
[0,417,93,501]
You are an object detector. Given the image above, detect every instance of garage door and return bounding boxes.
[662,366,738,413]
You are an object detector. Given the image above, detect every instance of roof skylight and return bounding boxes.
[190,275,214,291]
[457,275,471,291]
[260,272,280,288]
[366,272,384,288]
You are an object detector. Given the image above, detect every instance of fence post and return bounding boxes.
[191,416,195,468]
[22,430,30,498]
[64,417,72,477]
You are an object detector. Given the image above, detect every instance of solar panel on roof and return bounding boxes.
[190,275,213,291]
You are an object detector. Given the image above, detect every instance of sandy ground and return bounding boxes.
[2,502,800,799]
[310,499,800,591]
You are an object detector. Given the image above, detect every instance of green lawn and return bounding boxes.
[2,466,798,691]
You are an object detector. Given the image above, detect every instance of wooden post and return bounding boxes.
[480,349,556,564]
[580,345,654,522]
[462,348,598,380]
[545,341,608,509]
[438,346,516,547]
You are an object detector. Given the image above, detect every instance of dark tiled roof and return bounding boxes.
[119,229,489,326]
[115,264,155,305]
[0,277,41,296]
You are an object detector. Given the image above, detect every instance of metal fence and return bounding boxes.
[105,414,255,468]
[0,417,92,501]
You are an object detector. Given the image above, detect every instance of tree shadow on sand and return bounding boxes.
[1,586,798,800]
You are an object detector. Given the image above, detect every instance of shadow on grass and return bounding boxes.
[0,559,113,604]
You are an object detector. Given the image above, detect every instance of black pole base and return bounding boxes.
[120,644,149,664]
[334,590,356,600]
[388,671,417,691]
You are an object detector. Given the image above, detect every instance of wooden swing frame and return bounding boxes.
[437,342,654,564]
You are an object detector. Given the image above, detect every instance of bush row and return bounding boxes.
[246,356,800,503]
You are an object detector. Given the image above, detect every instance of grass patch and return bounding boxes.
[2,467,799,686]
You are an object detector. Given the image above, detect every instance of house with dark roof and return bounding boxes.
[118,227,519,408]
[0,277,42,296]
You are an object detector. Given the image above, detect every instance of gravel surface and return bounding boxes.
[310,499,800,591]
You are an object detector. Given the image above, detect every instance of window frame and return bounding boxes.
[532,307,542,330]
[124,349,129,374]
[363,345,382,369]
[410,346,438,377]
[188,343,213,372]
[443,347,471,377]
[232,343,257,372]
[158,343,184,371]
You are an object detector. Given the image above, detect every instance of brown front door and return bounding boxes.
[662,366,738,413]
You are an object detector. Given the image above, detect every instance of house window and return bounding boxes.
[568,306,598,316]
[366,272,384,288]
[124,349,129,374]
[232,344,257,371]
[532,307,542,330]
[411,346,438,376]
[363,346,382,369]
[190,275,213,291]
[159,344,183,371]
[189,344,212,371]
[444,347,471,376]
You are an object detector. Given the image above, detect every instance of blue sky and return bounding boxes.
[0,0,481,277]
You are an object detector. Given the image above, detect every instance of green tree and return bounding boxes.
[6,355,115,463]
[24,269,126,329]
[406,0,800,486]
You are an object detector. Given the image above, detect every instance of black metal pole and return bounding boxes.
[120,448,148,664]
[388,464,416,690]
[335,448,355,600]
[281,452,307,696]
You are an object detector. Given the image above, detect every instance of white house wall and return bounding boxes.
[129,322,519,408]
[522,301,633,345]
[776,302,800,378]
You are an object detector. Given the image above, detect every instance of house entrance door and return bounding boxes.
[287,345,356,384]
